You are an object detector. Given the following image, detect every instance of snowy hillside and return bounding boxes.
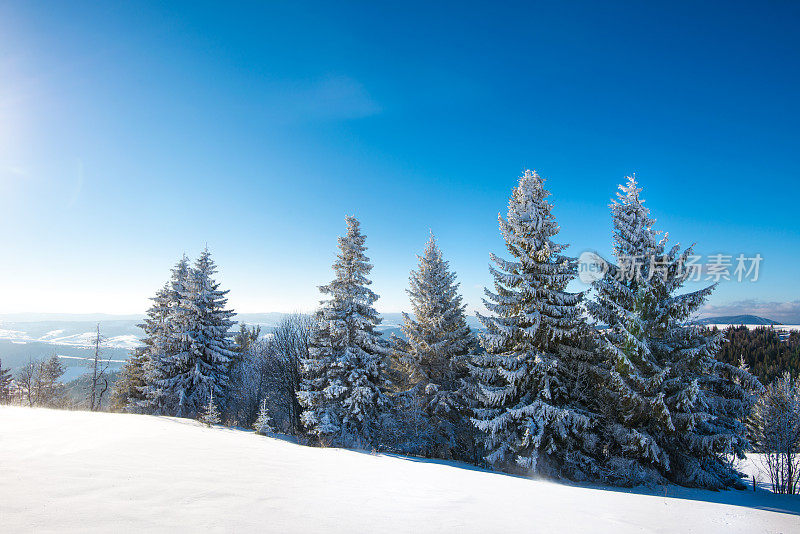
[0,319,143,348]
[0,407,797,533]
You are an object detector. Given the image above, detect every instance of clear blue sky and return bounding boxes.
[1,1,798,320]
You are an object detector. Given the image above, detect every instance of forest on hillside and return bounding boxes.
[714,325,800,385]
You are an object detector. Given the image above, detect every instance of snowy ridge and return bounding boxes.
[45,332,140,349]
[0,330,141,349]
[0,406,797,533]
[57,354,127,363]
[0,323,142,349]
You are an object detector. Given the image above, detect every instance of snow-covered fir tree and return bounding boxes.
[471,170,607,480]
[393,233,477,460]
[254,398,275,435]
[588,176,760,488]
[36,355,67,407]
[111,347,148,412]
[140,250,236,418]
[199,391,222,427]
[111,283,172,413]
[298,216,390,448]
[142,258,191,415]
[0,358,12,403]
[174,248,236,417]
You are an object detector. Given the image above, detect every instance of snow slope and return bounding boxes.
[0,406,797,533]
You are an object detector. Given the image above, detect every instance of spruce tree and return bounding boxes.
[394,233,477,459]
[471,170,606,480]
[36,355,66,407]
[172,249,236,417]
[111,348,148,412]
[143,259,190,415]
[199,391,222,427]
[146,250,236,418]
[0,358,12,404]
[588,176,760,488]
[190,248,236,405]
[298,216,389,448]
[254,398,274,435]
[113,286,170,413]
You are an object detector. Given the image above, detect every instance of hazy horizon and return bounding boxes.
[2,308,800,324]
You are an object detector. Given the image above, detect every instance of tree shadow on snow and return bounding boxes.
[168,416,800,518]
[379,452,800,517]
[583,479,800,517]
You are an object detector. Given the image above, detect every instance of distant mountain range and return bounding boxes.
[694,315,780,326]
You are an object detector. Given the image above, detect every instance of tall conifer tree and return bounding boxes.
[589,176,759,488]
[394,234,477,459]
[112,283,171,412]
[471,170,606,480]
[0,358,12,403]
[144,257,191,415]
[144,250,235,418]
[177,248,236,416]
[299,216,389,448]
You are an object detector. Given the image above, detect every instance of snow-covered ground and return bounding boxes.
[1,406,797,533]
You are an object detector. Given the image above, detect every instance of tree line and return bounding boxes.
[47,170,798,490]
[1,355,66,407]
[713,325,800,385]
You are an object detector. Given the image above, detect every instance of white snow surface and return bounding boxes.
[56,354,127,363]
[45,332,141,349]
[1,406,798,533]
[0,329,140,349]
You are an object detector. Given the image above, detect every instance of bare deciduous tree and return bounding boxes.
[226,315,311,433]
[17,355,67,408]
[87,324,111,411]
[270,314,312,435]
[749,372,800,494]
[16,359,38,407]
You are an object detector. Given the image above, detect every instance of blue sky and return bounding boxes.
[1,1,798,320]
